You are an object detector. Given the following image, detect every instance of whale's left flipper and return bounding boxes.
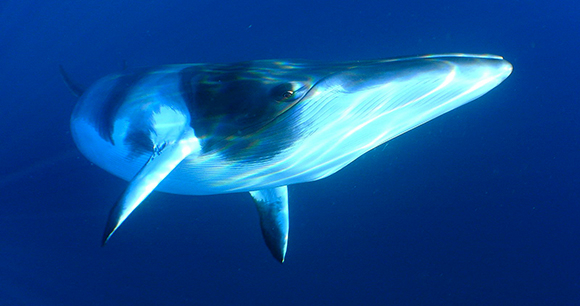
[250,186,289,263]
[102,128,200,245]
[58,65,85,97]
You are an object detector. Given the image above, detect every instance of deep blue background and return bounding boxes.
[1,0,578,305]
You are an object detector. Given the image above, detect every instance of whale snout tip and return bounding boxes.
[485,54,513,79]
[473,54,513,82]
[501,59,513,78]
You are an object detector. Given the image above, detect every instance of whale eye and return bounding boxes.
[272,83,298,102]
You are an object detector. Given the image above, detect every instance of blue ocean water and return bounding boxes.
[0,0,578,305]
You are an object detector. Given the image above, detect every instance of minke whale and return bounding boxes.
[67,54,512,262]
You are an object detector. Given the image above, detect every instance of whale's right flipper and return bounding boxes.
[250,186,289,263]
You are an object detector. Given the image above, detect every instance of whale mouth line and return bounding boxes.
[237,99,302,136]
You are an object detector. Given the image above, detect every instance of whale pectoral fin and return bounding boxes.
[102,129,200,245]
[58,65,85,97]
[250,186,289,263]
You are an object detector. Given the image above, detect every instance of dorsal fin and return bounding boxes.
[59,65,86,97]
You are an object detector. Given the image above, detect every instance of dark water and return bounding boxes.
[1,0,578,305]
